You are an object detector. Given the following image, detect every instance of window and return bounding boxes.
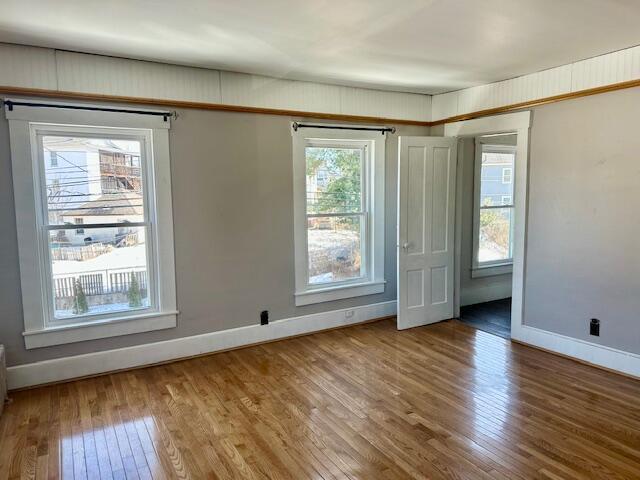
[74,218,84,234]
[49,150,58,167]
[292,126,385,305]
[473,141,516,271]
[7,100,177,348]
[502,167,513,184]
[316,169,329,188]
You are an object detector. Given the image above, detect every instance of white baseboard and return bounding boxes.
[7,301,397,390]
[512,324,640,379]
[460,282,512,307]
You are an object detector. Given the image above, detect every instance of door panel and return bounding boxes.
[398,136,457,330]
[430,266,447,304]
[407,146,426,255]
[431,147,450,253]
[407,269,424,308]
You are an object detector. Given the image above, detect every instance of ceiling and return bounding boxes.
[1,0,640,95]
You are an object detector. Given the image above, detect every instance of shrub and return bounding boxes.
[72,280,89,315]
[128,274,143,308]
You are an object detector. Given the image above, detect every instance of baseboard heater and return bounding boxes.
[0,345,6,416]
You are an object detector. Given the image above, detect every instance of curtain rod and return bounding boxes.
[292,122,395,135]
[3,100,176,122]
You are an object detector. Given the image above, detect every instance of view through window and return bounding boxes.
[305,145,365,285]
[43,135,151,319]
[478,145,515,264]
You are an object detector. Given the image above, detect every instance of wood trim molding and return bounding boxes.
[2,78,640,128]
[431,78,640,125]
[0,86,431,126]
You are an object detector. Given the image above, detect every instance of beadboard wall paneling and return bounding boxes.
[56,50,222,103]
[570,46,640,91]
[339,85,431,122]
[0,44,57,90]
[431,90,458,122]
[4,41,640,124]
[219,70,342,114]
[0,43,430,122]
[432,45,640,121]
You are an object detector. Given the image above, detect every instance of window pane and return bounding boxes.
[478,208,513,263]
[480,150,514,206]
[43,136,144,225]
[305,147,362,214]
[307,216,362,284]
[49,226,150,319]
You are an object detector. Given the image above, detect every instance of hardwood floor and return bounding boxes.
[460,298,512,339]
[1,319,640,479]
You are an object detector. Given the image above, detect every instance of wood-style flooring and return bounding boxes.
[1,318,640,479]
[460,298,512,339]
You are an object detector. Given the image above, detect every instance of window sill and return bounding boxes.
[23,311,178,349]
[471,263,513,278]
[295,281,386,306]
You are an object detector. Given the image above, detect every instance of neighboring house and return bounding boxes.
[59,192,144,245]
[306,167,334,230]
[46,143,102,221]
[306,167,331,197]
[480,153,514,206]
[45,137,142,246]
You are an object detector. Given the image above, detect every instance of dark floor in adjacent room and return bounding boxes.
[459,297,512,338]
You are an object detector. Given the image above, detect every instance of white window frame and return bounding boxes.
[472,140,516,278]
[292,125,385,306]
[6,98,178,349]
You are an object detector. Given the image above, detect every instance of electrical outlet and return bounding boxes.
[344,310,355,319]
[260,310,269,325]
[590,318,600,336]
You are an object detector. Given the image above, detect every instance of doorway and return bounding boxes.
[457,133,517,339]
[397,112,531,338]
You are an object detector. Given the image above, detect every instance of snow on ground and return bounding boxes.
[307,229,360,283]
[52,244,146,276]
[307,229,359,253]
[478,244,509,263]
[56,302,149,318]
[309,272,334,284]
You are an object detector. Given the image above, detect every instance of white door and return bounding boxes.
[398,136,457,330]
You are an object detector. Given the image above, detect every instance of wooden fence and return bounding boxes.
[50,243,113,262]
[53,271,147,298]
[109,271,147,293]
[54,274,104,297]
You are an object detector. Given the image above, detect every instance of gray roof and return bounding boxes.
[62,192,143,217]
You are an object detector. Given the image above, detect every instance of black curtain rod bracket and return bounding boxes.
[3,100,176,122]
[292,122,395,135]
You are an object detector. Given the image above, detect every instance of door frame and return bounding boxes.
[444,111,531,337]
